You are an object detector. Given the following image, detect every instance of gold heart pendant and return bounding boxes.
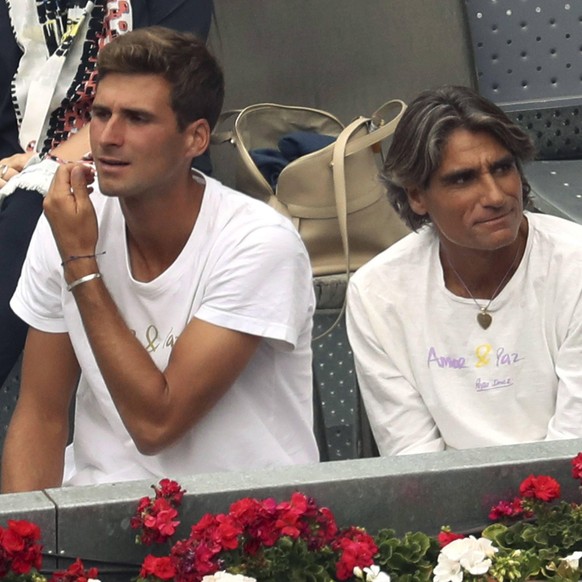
[477,311,492,330]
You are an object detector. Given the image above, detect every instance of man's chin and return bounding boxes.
[96,181,125,198]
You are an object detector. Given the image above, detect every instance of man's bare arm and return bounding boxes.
[1,329,80,493]
[67,281,260,454]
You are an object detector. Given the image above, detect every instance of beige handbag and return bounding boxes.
[212,100,410,276]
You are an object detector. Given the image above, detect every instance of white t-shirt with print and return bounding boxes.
[347,212,582,455]
[12,173,319,485]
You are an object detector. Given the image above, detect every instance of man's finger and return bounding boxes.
[70,164,93,200]
[50,164,75,198]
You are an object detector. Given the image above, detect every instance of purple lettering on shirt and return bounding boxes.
[427,346,467,369]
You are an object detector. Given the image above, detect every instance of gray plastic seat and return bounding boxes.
[0,353,22,459]
[465,0,582,225]
[312,275,377,461]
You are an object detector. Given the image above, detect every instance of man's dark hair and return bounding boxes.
[97,26,224,131]
[382,85,536,230]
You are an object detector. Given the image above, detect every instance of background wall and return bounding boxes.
[207,0,476,184]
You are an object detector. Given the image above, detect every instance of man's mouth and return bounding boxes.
[98,157,129,167]
[477,210,512,225]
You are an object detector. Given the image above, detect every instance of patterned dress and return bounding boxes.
[8,0,131,154]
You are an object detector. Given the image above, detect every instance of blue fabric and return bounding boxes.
[250,131,336,190]
[278,131,335,161]
[0,189,43,386]
[249,148,288,189]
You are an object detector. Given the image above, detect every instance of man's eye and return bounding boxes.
[91,110,109,121]
[452,173,472,185]
[493,161,516,175]
[129,114,148,123]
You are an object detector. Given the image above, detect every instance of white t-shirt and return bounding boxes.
[12,173,319,485]
[346,212,582,455]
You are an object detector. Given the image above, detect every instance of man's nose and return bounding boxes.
[99,116,124,145]
[480,172,505,207]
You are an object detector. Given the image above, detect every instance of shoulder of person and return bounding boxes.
[203,175,306,241]
[350,226,435,288]
[528,211,582,255]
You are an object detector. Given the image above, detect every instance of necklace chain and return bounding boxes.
[444,242,522,328]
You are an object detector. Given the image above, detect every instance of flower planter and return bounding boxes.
[0,439,581,581]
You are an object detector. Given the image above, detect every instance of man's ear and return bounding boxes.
[407,186,428,217]
[184,119,211,159]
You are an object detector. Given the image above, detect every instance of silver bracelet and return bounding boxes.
[66,272,102,292]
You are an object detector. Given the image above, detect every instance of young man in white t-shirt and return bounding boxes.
[2,27,319,491]
[347,85,582,455]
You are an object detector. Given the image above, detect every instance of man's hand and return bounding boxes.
[0,151,35,188]
[43,163,98,265]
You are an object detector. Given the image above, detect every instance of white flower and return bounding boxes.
[459,549,492,576]
[366,565,391,581]
[562,551,582,570]
[201,573,257,582]
[87,579,101,582]
[434,553,463,582]
[474,536,498,558]
[434,536,498,582]
[353,565,391,581]
[441,536,497,561]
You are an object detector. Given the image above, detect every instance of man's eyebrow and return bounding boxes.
[438,167,477,185]
[438,153,516,185]
[91,103,155,118]
[489,153,516,170]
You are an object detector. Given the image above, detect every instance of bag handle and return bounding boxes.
[343,99,406,158]
[312,100,405,341]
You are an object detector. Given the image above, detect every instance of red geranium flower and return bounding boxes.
[572,452,582,482]
[519,474,561,502]
[48,557,99,582]
[8,520,41,540]
[0,519,44,576]
[437,528,465,547]
[143,498,180,538]
[229,496,279,548]
[139,555,176,581]
[489,497,525,521]
[212,514,243,551]
[1,528,25,553]
[132,479,186,545]
[155,479,186,504]
[332,527,378,581]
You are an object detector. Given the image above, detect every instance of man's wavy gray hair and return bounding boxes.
[382,85,536,231]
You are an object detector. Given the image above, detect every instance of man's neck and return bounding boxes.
[439,218,529,300]
[122,174,205,282]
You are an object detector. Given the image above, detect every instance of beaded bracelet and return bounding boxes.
[61,251,106,267]
[66,272,102,292]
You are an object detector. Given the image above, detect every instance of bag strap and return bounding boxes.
[311,117,370,342]
[312,100,406,341]
[333,99,407,273]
